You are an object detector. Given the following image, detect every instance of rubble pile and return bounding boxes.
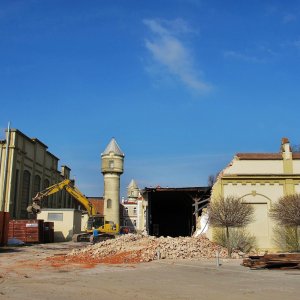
[68,234,228,263]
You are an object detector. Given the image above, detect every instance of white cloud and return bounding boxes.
[143,18,211,93]
[223,51,266,63]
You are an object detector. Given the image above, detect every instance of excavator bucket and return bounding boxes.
[27,203,41,214]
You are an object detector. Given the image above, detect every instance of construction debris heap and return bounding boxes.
[66,234,229,264]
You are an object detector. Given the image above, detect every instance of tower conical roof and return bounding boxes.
[102,138,124,156]
[127,179,138,189]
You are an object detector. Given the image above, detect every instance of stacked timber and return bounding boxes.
[243,253,300,270]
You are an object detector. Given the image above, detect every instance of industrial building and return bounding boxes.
[0,127,75,219]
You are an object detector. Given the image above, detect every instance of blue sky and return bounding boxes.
[1,0,300,197]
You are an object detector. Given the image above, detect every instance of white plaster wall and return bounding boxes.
[292,161,300,173]
[38,209,82,242]
[294,184,300,194]
[137,200,142,231]
[222,183,284,250]
[81,213,89,231]
[224,160,283,174]
[223,183,284,205]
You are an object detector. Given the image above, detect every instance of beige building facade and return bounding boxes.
[0,128,75,219]
[37,208,81,242]
[210,138,300,250]
[121,179,146,232]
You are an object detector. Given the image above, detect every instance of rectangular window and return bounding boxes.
[48,213,63,221]
[109,160,114,169]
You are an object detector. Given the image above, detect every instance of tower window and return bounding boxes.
[107,199,112,208]
[109,160,114,169]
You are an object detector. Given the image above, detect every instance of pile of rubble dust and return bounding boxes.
[61,234,229,265]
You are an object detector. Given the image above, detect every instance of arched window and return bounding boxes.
[125,207,129,215]
[43,179,50,208]
[133,207,137,215]
[107,199,112,208]
[20,170,31,218]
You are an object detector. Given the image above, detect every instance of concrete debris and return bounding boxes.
[68,234,229,263]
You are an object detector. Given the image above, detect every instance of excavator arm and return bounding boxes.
[27,179,96,216]
[64,185,96,215]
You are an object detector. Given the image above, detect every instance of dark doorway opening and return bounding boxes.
[144,187,211,237]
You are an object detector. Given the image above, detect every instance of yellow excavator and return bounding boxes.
[27,179,119,242]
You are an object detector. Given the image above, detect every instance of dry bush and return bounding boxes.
[273,225,300,252]
[270,194,300,251]
[213,228,257,254]
[208,196,255,257]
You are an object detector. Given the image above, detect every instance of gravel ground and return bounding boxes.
[0,242,299,300]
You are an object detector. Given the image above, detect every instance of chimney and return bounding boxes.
[281,137,292,159]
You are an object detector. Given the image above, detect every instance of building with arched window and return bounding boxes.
[0,128,75,219]
[209,138,300,251]
[120,179,145,233]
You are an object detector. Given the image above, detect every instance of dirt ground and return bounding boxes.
[0,242,299,300]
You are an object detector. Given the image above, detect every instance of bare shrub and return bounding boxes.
[270,194,300,251]
[208,196,255,257]
[273,225,300,252]
[213,228,256,253]
[207,173,218,187]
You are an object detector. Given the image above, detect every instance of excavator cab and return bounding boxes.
[87,215,104,231]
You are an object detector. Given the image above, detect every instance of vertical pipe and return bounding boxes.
[216,249,220,267]
[1,122,10,212]
[0,137,2,161]
[0,135,3,210]
[0,138,3,177]
[5,130,15,212]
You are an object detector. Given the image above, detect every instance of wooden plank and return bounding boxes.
[243,253,300,270]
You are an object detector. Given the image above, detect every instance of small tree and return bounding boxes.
[207,172,219,187]
[208,196,255,257]
[269,194,300,251]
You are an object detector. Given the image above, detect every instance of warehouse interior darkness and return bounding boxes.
[144,187,211,237]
